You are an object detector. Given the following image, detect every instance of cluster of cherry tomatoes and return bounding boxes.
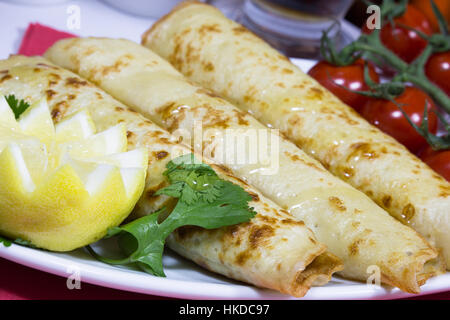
[308,2,450,181]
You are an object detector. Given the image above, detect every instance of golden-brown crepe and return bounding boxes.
[45,37,444,293]
[142,1,450,269]
[0,55,343,298]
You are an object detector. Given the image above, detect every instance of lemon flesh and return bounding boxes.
[0,95,147,251]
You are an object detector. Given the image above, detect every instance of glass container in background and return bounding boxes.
[237,0,354,58]
[102,0,357,59]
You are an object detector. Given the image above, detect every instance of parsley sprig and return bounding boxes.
[0,236,12,247]
[5,95,30,119]
[0,236,34,248]
[87,154,256,277]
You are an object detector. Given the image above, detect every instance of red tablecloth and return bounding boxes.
[1,257,449,300]
[0,258,165,300]
[1,22,448,301]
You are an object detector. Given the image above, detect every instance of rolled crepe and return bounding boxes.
[46,37,444,293]
[0,55,342,297]
[142,1,450,269]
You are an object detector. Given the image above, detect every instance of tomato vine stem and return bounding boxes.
[320,0,450,113]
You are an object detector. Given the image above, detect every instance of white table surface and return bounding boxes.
[0,0,156,59]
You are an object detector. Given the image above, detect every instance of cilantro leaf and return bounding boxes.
[0,236,36,248]
[0,236,12,247]
[158,154,222,205]
[87,153,256,276]
[5,94,30,119]
[14,238,36,247]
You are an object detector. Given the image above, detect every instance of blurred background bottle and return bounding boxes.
[237,0,354,58]
[100,0,375,59]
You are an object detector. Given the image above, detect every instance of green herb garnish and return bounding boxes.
[0,236,12,247]
[87,153,256,276]
[0,236,36,248]
[5,94,30,119]
[14,238,36,248]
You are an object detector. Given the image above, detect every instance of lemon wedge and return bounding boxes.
[59,123,128,159]
[18,98,55,143]
[0,96,17,129]
[0,95,148,251]
[54,108,96,142]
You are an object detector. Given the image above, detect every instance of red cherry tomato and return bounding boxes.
[411,0,450,33]
[425,51,450,97]
[307,59,379,113]
[419,146,450,181]
[361,86,438,154]
[363,4,433,63]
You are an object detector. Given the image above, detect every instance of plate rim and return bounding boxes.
[1,242,449,300]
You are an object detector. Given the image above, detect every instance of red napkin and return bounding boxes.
[18,23,77,56]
